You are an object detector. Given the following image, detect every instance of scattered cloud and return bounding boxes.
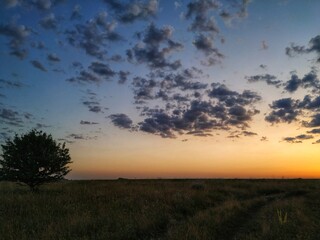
[246,74,282,87]
[80,120,99,125]
[39,13,58,30]
[283,134,313,143]
[104,0,159,24]
[265,98,300,124]
[30,60,47,72]
[127,23,183,70]
[47,53,60,62]
[109,114,133,129]
[286,35,320,62]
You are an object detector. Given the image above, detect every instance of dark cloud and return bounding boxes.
[0,23,31,59]
[70,4,82,20]
[286,35,320,62]
[284,74,301,93]
[307,128,320,134]
[0,78,26,88]
[104,0,158,23]
[132,83,261,138]
[128,23,183,70]
[65,12,122,60]
[88,62,116,79]
[118,71,130,84]
[31,41,45,50]
[47,53,60,62]
[10,48,28,59]
[66,133,85,140]
[260,136,268,141]
[312,139,320,144]
[30,60,47,72]
[82,101,102,113]
[242,130,257,136]
[109,114,133,129]
[283,134,313,143]
[284,70,320,93]
[186,0,219,34]
[35,123,50,129]
[261,40,268,50]
[193,34,224,59]
[304,114,320,128]
[208,83,261,107]
[259,64,267,69]
[0,108,24,127]
[186,0,251,65]
[3,0,19,8]
[265,98,300,124]
[67,70,100,84]
[39,13,58,30]
[32,0,52,10]
[80,120,99,125]
[246,74,282,87]
[283,137,301,143]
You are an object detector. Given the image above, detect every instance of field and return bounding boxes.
[1,179,320,240]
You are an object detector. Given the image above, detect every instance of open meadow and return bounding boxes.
[1,179,320,240]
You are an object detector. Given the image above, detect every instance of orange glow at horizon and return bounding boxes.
[67,129,320,179]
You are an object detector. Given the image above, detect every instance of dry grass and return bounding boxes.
[1,179,320,239]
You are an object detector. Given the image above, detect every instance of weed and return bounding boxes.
[277,209,288,225]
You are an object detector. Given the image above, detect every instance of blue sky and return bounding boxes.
[1,0,320,178]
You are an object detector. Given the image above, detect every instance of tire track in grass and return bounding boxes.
[220,190,309,240]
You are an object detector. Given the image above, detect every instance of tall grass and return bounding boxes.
[0,179,320,239]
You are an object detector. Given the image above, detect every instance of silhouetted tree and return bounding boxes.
[0,129,72,191]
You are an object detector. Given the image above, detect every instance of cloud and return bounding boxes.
[65,12,122,60]
[0,23,31,59]
[32,0,52,10]
[283,134,313,143]
[307,128,320,134]
[260,136,268,141]
[104,0,159,23]
[3,0,19,8]
[259,64,267,69]
[66,133,85,140]
[0,78,26,88]
[47,53,60,62]
[284,70,320,93]
[127,23,183,70]
[67,70,100,84]
[127,83,261,138]
[0,108,25,127]
[261,40,268,50]
[265,98,300,124]
[80,120,99,125]
[312,139,320,144]
[39,13,58,30]
[193,34,224,58]
[118,71,130,84]
[82,101,102,113]
[70,4,82,20]
[246,74,282,87]
[88,62,116,79]
[286,35,320,62]
[186,0,219,34]
[242,130,257,136]
[109,114,133,129]
[304,114,320,128]
[30,60,47,72]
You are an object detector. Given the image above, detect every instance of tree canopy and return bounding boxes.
[0,129,72,190]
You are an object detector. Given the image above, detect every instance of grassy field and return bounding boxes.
[1,179,320,240]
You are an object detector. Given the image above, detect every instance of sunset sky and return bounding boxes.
[1,0,320,179]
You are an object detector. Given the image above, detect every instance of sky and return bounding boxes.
[1,0,320,179]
